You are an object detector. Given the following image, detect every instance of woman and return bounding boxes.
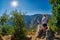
[41,14,48,38]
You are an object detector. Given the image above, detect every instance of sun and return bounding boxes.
[11,1,18,7]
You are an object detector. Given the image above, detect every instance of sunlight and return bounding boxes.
[11,1,18,7]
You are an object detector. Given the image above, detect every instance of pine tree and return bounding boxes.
[11,10,26,40]
[0,11,8,25]
[50,0,60,33]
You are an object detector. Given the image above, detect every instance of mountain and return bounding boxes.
[24,14,51,29]
[6,14,51,29]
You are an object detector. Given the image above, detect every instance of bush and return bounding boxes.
[1,25,15,36]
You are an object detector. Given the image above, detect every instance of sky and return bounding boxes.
[0,0,52,15]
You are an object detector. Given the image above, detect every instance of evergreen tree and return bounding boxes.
[0,11,8,25]
[0,11,14,35]
[11,10,26,40]
[49,0,60,33]
[1,25,14,35]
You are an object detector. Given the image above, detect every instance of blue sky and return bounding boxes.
[0,0,52,15]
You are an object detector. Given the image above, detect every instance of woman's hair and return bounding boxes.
[43,14,47,17]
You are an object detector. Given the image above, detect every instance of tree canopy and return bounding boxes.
[49,0,60,33]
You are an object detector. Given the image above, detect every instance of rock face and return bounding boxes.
[0,35,12,40]
[0,36,3,40]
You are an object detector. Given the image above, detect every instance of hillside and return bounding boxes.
[24,14,51,29]
[6,14,51,29]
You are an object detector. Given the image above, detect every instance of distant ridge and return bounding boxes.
[6,14,51,29]
[24,14,51,29]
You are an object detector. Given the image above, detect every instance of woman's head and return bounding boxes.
[43,14,47,17]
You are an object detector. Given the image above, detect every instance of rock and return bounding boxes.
[1,35,12,40]
[0,36,3,40]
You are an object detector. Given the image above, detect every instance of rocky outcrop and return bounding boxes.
[0,35,3,40]
[0,35,12,40]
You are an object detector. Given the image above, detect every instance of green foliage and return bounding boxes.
[48,17,57,32]
[50,0,56,4]
[0,11,15,35]
[11,10,27,39]
[0,25,15,35]
[50,0,60,33]
[0,13,8,25]
[0,10,27,40]
[0,25,2,34]
[29,23,34,29]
